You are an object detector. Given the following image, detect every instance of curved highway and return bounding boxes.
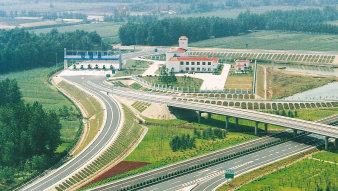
[22,75,122,191]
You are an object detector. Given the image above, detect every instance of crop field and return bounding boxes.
[142,76,203,91]
[265,67,337,99]
[56,105,144,191]
[0,67,80,153]
[224,66,255,92]
[189,31,338,52]
[238,157,337,191]
[178,6,315,19]
[30,22,122,44]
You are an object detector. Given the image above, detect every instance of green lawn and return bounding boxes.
[142,76,203,91]
[296,108,338,122]
[238,157,337,191]
[312,150,338,163]
[189,31,338,51]
[114,59,154,77]
[0,67,80,153]
[224,69,254,91]
[30,22,122,44]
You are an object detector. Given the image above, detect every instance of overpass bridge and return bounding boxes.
[108,87,338,149]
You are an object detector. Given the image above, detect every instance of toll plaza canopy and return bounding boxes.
[64,49,120,61]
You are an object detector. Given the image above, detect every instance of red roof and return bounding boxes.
[236,65,245,67]
[235,60,249,63]
[169,57,218,62]
[169,47,187,53]
[179,36,188,39]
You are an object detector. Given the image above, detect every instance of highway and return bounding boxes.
[142,134,323,191]
[21,75,122,191]
[21,48,167,190]
[109,87,338,138]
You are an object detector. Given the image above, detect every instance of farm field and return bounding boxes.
[178,6,316,19]
[142,76,203,91]
[0,67,80,153]
[265,67,336,99]
[189,30,338,52]
[30,22,122,44]
[224,68,254,92]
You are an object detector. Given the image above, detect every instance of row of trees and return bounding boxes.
[158,66,177,84]
[0,79,62,184]
[194,128,227,140]
[0,29,108,73]
[169,134,196,152]
[119,7,338,46]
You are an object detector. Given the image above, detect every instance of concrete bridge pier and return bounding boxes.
[335,138,338,148]
[293,129,298,137]
[264,123,268,134]
[325,136,329,150]
[208,113,212,120]
[255,121,259,135]
[225,116,229,129]
[197,111,201,123]
[235,118,239,127]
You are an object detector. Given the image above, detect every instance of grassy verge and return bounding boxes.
[266,67,336,99]
[296,108,338,121]
[142,76,203,91]
[57,80,104,156]
[312,149,338,163]
[115,60,154,77]
[216,148,319,191]
[189,30,338,51]
[256,65,265,98]
[237,152,337,191]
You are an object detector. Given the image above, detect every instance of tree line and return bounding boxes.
[0,79,62,185]
[170,134,196,152]
[119,7,338,46]
[0,29,108,73]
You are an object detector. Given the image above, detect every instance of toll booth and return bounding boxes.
[64,48,122,70]
[225,169,234,179]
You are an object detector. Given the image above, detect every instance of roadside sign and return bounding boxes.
[225,169,234,179]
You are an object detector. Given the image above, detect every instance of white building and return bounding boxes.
[167,57,219,73]
[166,36,219,73]
[235,60,250,73]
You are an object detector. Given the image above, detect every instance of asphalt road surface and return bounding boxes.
[21,75,121,191]
[142,134,323,191]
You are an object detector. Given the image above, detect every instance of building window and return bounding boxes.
[197,68,200,71]
[192,68,195,71]
[202,62,206,65]
[197,62,200,65]
[180,61,184,65]
[186,67,189,71]
[208,62,211,65]
[186,62,189,65]
[208,68,211,71]
[202,68,206,71]
[181,70,184,72]
[191,62,195,65]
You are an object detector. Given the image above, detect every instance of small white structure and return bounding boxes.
[166,36,219,73]
[235,60,250,72]
[167,57,219,73]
